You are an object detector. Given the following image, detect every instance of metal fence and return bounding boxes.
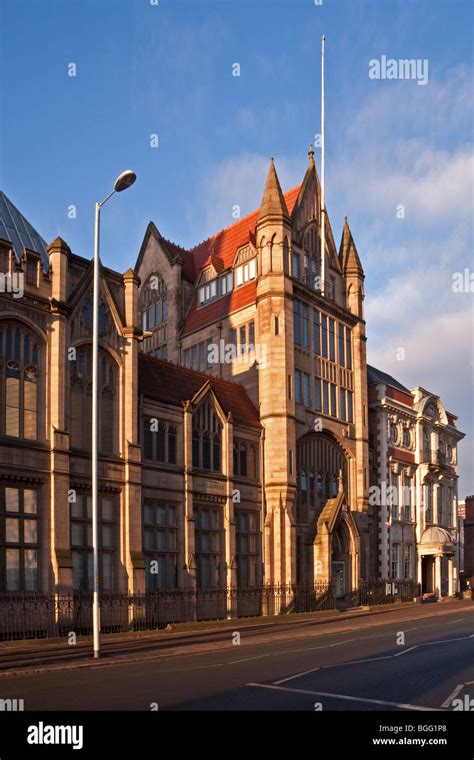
[0,580,419,641]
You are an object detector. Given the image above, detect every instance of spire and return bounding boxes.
[257,158,290,223]
[340,216,363,275]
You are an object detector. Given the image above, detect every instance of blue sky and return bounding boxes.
[0,0,473,494]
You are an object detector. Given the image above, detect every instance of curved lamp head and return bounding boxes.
[114,170,137,193]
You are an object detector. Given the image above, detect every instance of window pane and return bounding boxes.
[6,549,20,590]
[303,373,310,407]
[313,311,320,354]
[71,497,82,518]
[24,549,38,590]
[6,375,20,437]
[168,505,176,525]
[24,490,37,513]
[102,554,114,591]
[72,551,84,590]
[71,523,83,547]
[293,300,301,345]
[5,488,19,512]
[329,319,335,361]
[321,316,328,358]
[314,378,321,412]
[102,525,114,548]
[6,517,19,542]
[102,498,114,521]
[144,503,154,524]
[144,529,155,550]
[157,505,166,525]
[24,519,37,544]
[295,370,302,404]
[86,497,92,518]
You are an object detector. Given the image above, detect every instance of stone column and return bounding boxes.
[183,401,196,591]
[47,237,72,593]
[122,269,144,593]
[435,554,442,598]
[224,412,237,618]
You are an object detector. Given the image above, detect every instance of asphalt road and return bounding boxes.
[0,602,473,712]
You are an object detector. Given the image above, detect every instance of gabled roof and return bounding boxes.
[138,353,261,429]
[367,365,411,394]
[0,191,49,272]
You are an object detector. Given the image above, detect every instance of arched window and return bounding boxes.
[70,346,118,454]
[303,225,320,289]
[192,399,222,472]
[297,434,349,522]
[0,324,41,440]
[139,274,168,356]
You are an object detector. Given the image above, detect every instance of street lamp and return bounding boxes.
[92,169,136,659]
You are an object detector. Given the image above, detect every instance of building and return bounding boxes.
[462,495,474,582]
[135,149,370,596]
[0,151,465,605]
[368,366,465,597]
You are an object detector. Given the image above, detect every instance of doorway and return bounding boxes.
[421,555,434,593]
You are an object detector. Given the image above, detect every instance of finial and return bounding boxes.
[338,468,344,493]
[308,143,315,162]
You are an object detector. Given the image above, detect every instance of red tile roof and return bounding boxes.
[189,185,300,274]
[138,353,261,429]
[181,185,300,335]
[183,280,257,336]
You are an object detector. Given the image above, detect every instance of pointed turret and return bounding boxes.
[257,158,290,224]
[340,217,363,276]
[340,217,364,319]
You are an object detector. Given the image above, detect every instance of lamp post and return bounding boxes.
[92,170,136,658]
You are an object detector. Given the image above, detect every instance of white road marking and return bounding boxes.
[227,654,271,665]
[441,683,465,708]
[247,682,442,711]
[394,645,418,657]
[274,666,321,685]
[419,634,474,646]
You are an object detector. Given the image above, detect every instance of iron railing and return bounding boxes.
[0,580,420,641]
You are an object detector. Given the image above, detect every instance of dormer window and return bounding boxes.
[197,271,233,307]
[235,258,256,287]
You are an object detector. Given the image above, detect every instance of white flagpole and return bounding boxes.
[320,34,326,296]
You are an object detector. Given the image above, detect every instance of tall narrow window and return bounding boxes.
[71,494,116,592]
[330,383,337,417]
[295,370,302,404]
[194,506,222,588]
[303,373,310,408]
[329,319,335,362]
[340,388,346,421]
[302,305,309,349]
[314,378,321,412]
[345,327,352,369]
[338,323,345,366]
[1,486,39,591]
[70,347,117,454]
[322,381,329,414]
[321,315,328,358]
[143,501,177,589]
[293,300,301,345]
[1,326,41,440]
[313,311,320,355]
[347,391,353,423]
[192,400,222,472]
